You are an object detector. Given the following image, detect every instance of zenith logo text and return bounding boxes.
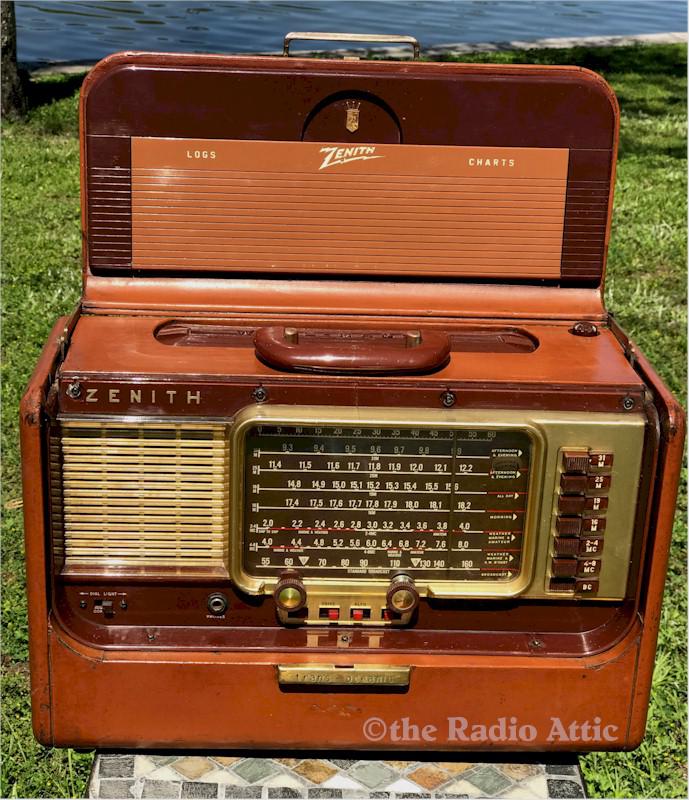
[319,145,383,170]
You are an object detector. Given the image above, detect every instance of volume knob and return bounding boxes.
[386,573,419,615]
[273,570,307,613]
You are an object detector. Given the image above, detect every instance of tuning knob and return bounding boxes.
[386,573,419,615]
[273,570,307,613]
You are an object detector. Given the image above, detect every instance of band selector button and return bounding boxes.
[558,494,585,514]
[558,495,609,515]
[551,558,578,578]
[560,474,588,494]
[549,578,577,593]
[562,451,590,473]
[554,537,580,556]
[556,516,582,536]
[552,447,613,597]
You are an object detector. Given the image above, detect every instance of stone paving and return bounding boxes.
[89,753,586,799]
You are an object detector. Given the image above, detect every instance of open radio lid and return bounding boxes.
[80,35,619,300]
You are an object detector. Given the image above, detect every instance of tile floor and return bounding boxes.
[89,753,586,799]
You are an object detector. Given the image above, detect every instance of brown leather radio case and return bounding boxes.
[21,35,684,751]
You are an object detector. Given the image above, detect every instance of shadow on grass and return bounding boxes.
[436,42,687,75]
[7,71,86,136]
[618,135,687,161]
[26,71,85,110]
[436,43,688,117]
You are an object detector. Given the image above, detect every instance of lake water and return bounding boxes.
[16,0,687,66]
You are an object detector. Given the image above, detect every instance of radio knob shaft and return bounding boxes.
[386,574,419,615]
[274,570,307,613]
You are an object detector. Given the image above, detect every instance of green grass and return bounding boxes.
[1,45,686,799]
[1,73,87,800]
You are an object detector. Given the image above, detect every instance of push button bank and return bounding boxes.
[21,33,684,750]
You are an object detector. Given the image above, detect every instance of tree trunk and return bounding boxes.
[2,1,27,119]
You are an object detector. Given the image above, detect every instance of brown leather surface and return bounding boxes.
[80,51,618,292]
[20,316,72,743]
[46,617,642,750]
[82,276,608,321]
[157,320,538,353]
[610,327,686,746]
[60,315,643,391]
[253,326,452,374]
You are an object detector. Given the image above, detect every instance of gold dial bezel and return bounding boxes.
[229,405,545,600]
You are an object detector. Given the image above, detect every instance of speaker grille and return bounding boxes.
[56,421,230,574]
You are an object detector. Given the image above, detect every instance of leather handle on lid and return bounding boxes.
[254,327,450,375]
[283,32,420,59]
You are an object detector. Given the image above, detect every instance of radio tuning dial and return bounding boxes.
[273,570,307,613]
[386,574,420,615]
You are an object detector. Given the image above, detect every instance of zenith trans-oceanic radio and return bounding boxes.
[22,34,684,751]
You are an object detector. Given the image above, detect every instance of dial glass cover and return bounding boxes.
[243,424,532,581]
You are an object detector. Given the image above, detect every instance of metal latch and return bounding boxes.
[283,32,420,60]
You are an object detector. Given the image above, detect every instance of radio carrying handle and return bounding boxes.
[254,327,450,375]
[283,32,421,59]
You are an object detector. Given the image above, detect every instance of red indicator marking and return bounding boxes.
[351,609,365,621]
[479,568,519,572]
[328,608,340,621]
[268,526,356,532]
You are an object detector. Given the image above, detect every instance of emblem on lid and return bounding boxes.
[345,100,361,133]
